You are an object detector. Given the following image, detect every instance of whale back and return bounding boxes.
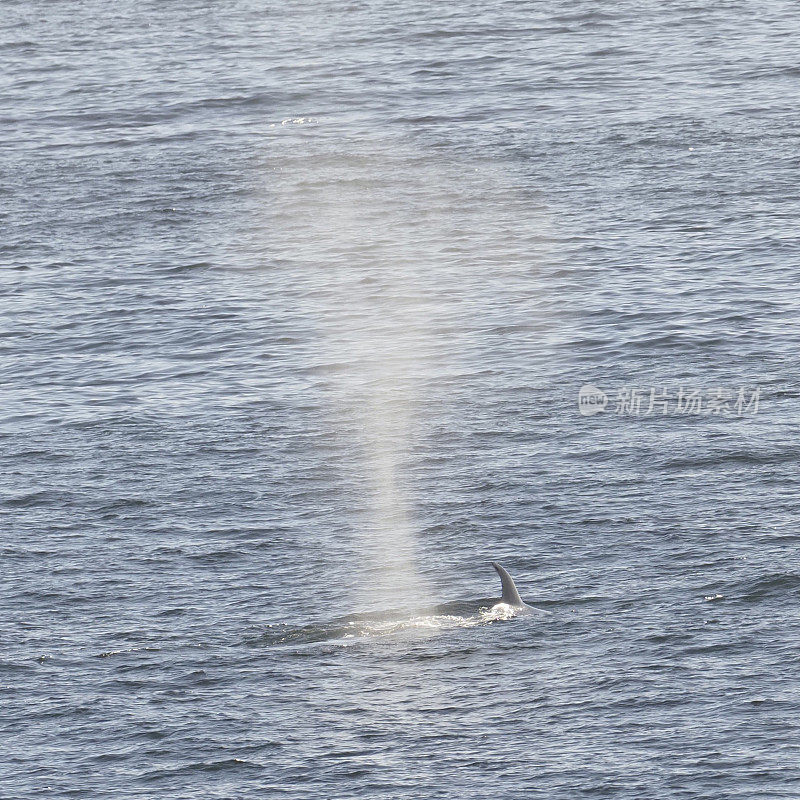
[492,561,524,607]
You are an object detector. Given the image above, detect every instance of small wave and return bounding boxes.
[141,759,259,781]
[269,116,319,128]
[0,659,35,673]
[735,573,800,601]
[3,490,70,508]
[94,646,162,659]
[662,448,797,471]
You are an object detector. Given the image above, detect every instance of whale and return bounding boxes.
[490,561,541,615]
[252,562,545,646]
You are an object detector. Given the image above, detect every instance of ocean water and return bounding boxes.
[3,0,800,797]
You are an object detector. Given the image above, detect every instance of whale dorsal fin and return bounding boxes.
[492,562,523,607]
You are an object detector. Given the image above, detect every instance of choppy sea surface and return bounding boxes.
[4,1,800,797]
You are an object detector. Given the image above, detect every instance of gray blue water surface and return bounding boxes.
[4,1,800,797]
